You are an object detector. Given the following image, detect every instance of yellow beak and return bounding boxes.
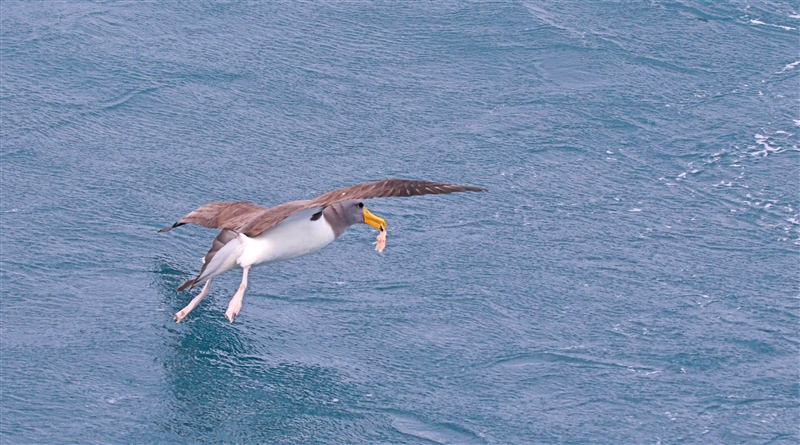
[362,207,386,231]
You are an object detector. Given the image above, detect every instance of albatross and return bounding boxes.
[160,178,486,323]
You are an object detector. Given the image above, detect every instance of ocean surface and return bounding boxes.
[1,1,798,444]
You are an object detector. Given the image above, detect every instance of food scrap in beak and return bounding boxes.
[374,224,386,253]
[362,207,387,252]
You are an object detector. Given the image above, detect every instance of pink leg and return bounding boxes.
[225,266,250,323]
[174,278,213,323]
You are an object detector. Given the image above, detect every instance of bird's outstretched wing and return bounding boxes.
[158,201,267,233]
[237,179,486,237]
[309,178,487,205]
[160,179,486,237]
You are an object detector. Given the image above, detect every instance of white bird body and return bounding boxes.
[238,208,335,267]
[197,208,335,282]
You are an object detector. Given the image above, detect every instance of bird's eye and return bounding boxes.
[357,202,364,208]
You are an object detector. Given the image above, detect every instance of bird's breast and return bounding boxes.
[237,210,336,268]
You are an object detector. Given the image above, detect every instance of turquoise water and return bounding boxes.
[1,2,798,443]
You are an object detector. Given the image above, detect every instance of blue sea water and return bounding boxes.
[1,1,798,443]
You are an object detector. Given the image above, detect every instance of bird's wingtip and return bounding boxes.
[158,222,184,233]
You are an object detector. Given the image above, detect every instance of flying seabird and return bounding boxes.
[160,178,487,323]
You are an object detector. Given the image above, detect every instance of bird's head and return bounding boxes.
[325,199,386,237]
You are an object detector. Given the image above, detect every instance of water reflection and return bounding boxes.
[152,258,363,444]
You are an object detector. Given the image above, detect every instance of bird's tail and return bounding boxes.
[177,229,241,291]
[177,277,196,292]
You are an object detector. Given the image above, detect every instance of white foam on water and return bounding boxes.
[777,60,800,73]
[751,134,784,157]
[749,19,796,30]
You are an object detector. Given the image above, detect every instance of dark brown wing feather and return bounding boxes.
[239,179,486,237]
[309,178,487,204]
[158,201,267,233]
[237,200,315,237]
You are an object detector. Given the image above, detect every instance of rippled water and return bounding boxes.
[1,1,798,443]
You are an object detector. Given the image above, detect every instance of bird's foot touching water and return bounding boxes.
[224,301,242,323]
[224,287,245,322]
[174,278,213,323]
